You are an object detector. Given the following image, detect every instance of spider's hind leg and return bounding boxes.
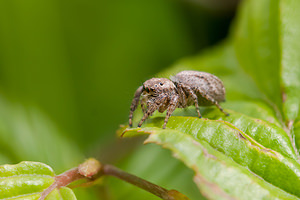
[196,88,229,116]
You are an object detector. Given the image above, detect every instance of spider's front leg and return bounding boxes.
[140,98,147,114]
[138,95,167,128]
[129,86,143,127]
[162,95,179,129]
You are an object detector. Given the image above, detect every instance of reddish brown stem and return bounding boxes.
[39,159,188,200]
[39,167,85,200]
[102,164,170,199]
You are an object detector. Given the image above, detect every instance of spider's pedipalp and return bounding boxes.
[138,94,168,127]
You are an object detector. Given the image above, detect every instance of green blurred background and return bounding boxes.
[0,0,238,169]
[0,0,235,151]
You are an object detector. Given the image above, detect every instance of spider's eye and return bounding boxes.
[159,82,163,86]
[155,84,157,87]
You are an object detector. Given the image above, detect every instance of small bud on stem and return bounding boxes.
[39,158,189,200]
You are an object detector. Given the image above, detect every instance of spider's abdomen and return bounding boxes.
[172,71,225,105]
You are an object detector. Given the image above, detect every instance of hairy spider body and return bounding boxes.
[129,70,228,129]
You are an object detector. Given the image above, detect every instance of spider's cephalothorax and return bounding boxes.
[129,71,228,129]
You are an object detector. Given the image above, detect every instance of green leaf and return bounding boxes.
[233,0,281,110]
[0,161,77,200]
[166,106,296,160]
[125,113,300,197]
[293,121,300,152]
[201,108,297,160]
[45,187,77,200]
[233,0,300,122]
[280,0,300,122]
[0,162,54,199]
[223,100,281,126]
[123,127,300,200]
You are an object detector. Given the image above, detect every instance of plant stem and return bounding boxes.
[39,167,84,200]
[102,164,170,199]
[39,158,188,200]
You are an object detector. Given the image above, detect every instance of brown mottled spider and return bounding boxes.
[129,70,229,129]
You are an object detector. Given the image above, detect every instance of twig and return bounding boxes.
[39,167,85,200]
[39,158,188,200]
[102,164,170,199]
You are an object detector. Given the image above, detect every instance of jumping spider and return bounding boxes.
[129,70,229,129]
